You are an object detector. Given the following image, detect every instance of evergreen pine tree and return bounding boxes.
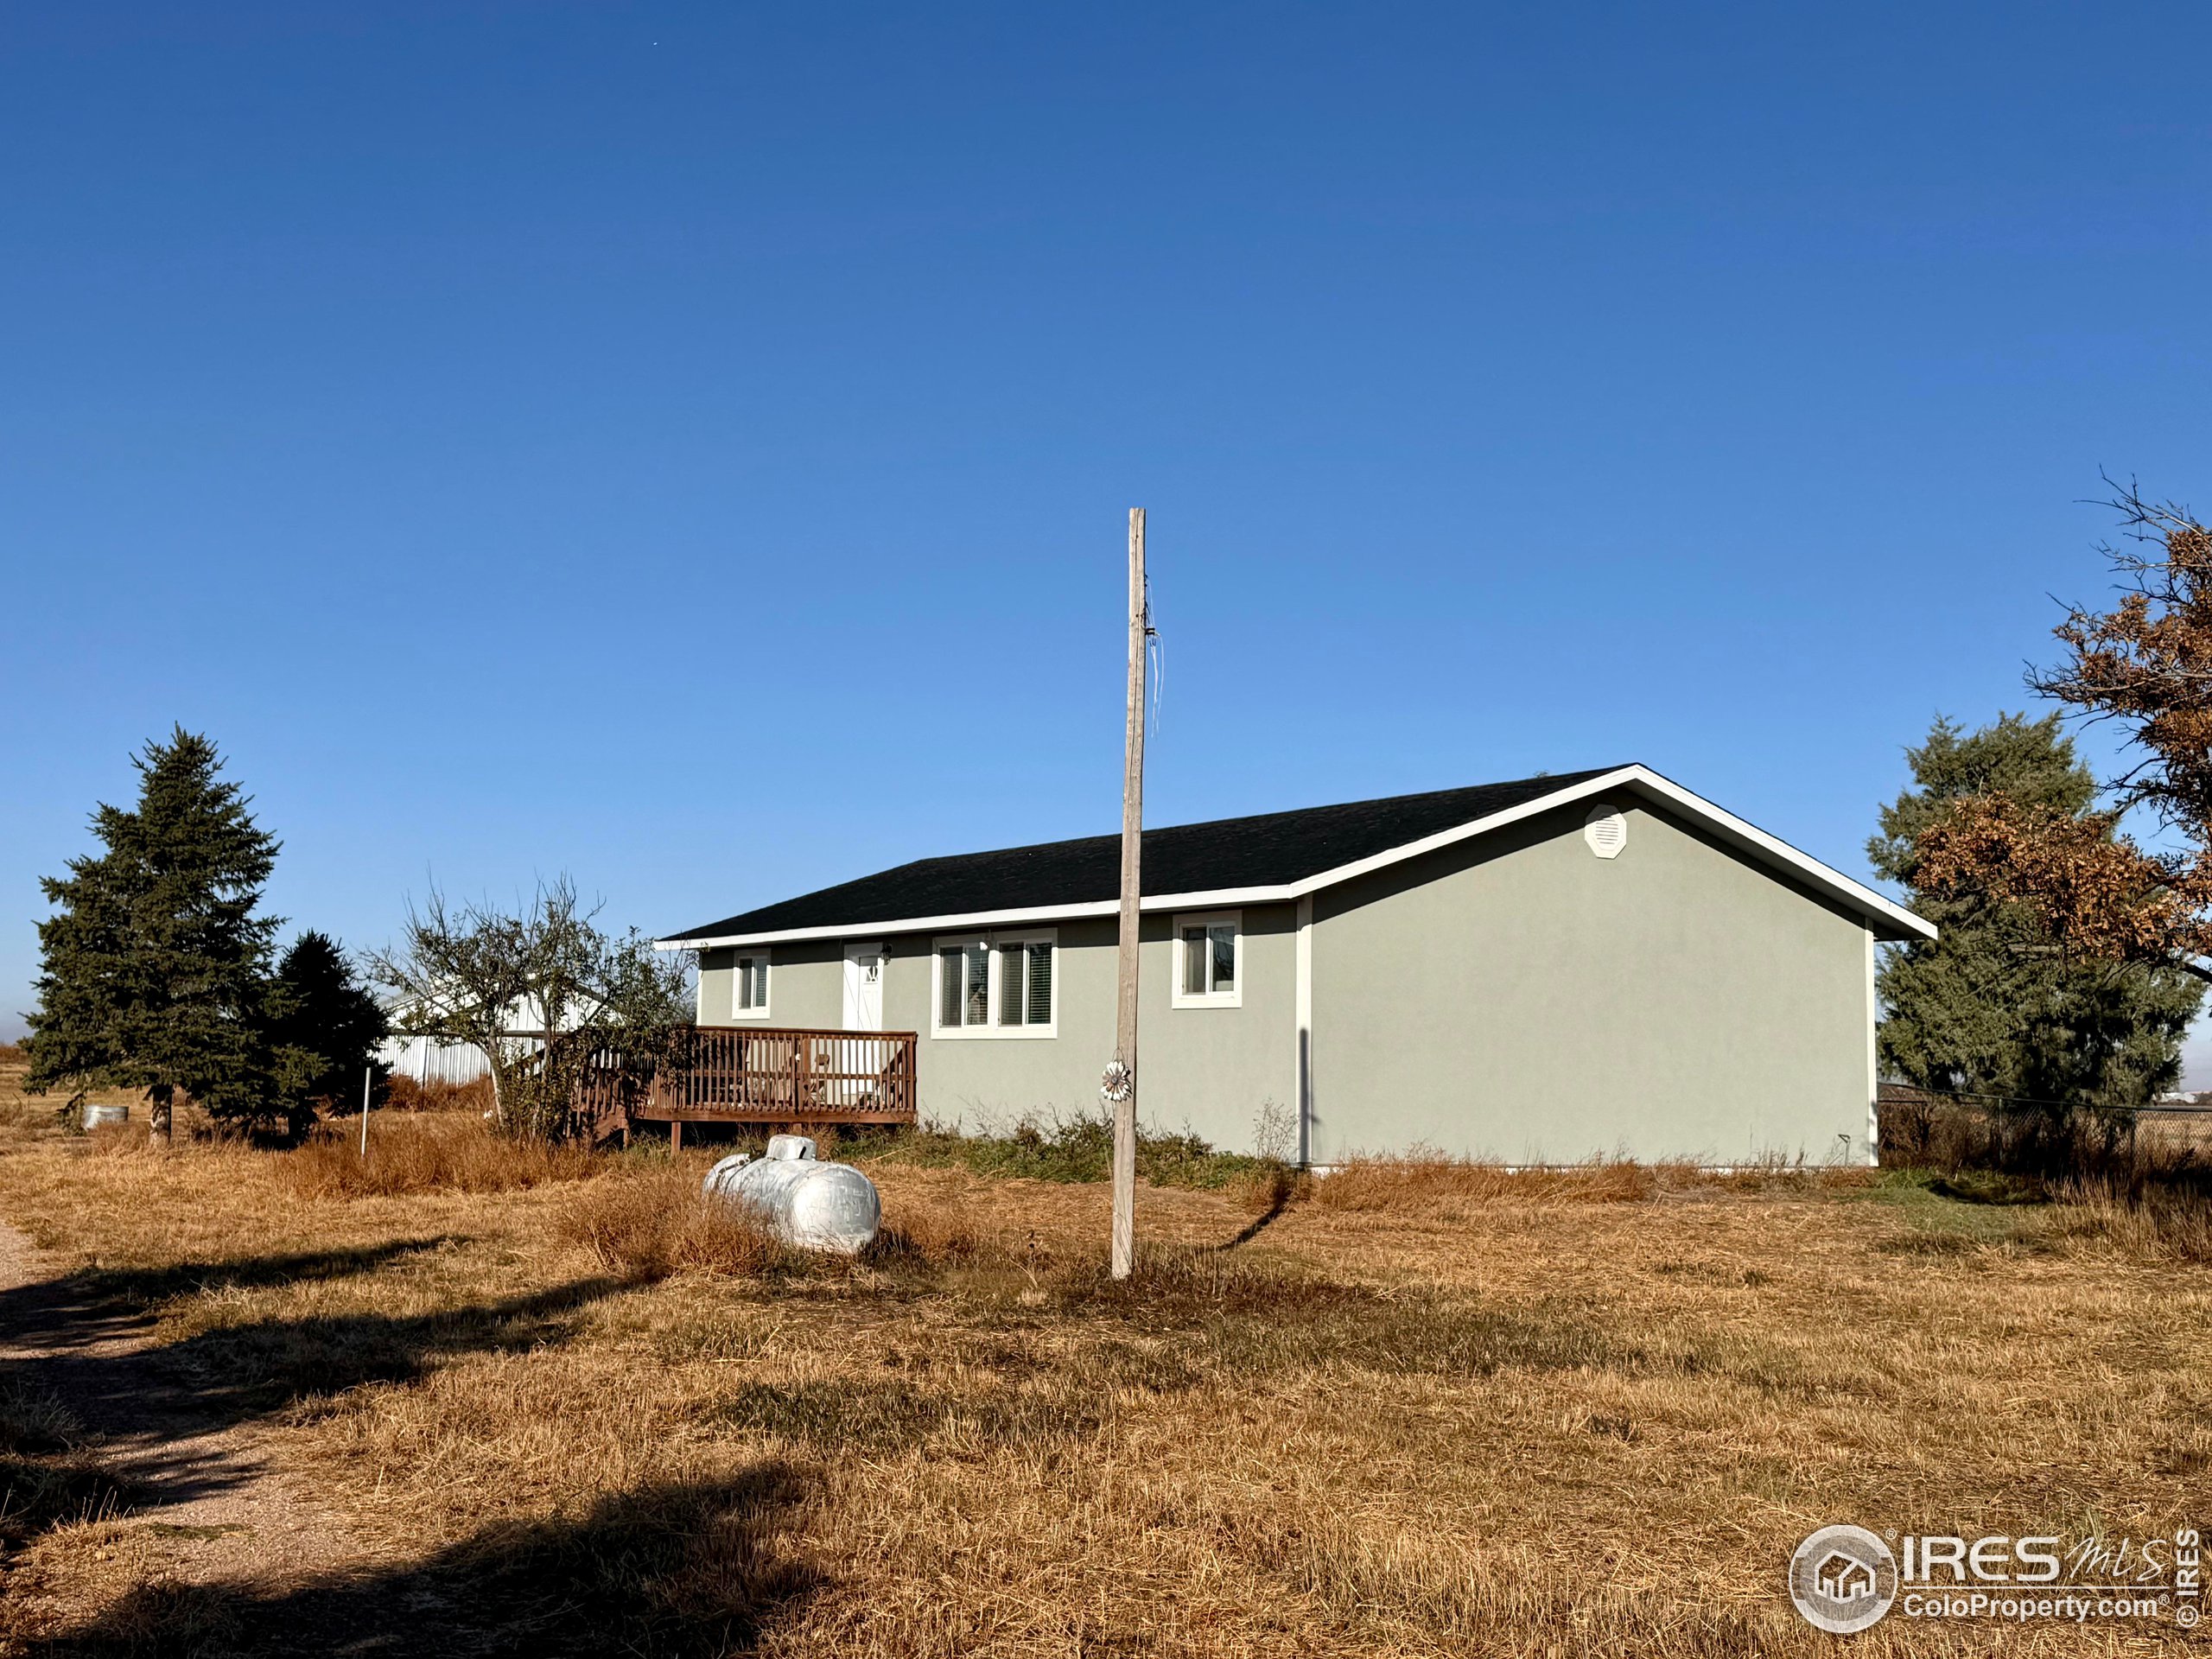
[25,728,282,1139]
[1871,714,2201,1128]
[264,931,391,1136]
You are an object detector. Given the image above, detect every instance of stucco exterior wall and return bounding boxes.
[1307,798,1872,1165]
[690,798,1876,1166]
[874,907,1297,1152]
[696,940,842,1030]
[702,910,1298,1153]
[1135,904,1299,1153]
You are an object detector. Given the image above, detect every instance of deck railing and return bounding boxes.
[641,1026,918,1124]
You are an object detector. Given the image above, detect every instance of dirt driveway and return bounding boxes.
[0,1220,358,1628]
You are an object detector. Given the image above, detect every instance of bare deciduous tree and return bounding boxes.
[371,878,691,1139]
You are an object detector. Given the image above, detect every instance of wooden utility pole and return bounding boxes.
[1109,508,1147,1280]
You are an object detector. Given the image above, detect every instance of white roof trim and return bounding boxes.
[656,766,1936,950]
[662,900,1121,950]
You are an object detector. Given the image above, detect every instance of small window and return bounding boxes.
[935,932,1055,1035]
[1025,941,1052,1026]
[733,954,770,1018]
[963,943,989,1026]
[936,942,992,1028]
[1172,912,1242,1008]
[995,939,1052,1027]
[938,945,964,1028]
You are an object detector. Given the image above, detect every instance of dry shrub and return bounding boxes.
[1230,1159,1310,1217]
[564,1170,1017,1285]
[870,1200,988,1266]
[676,1192,795,1278]
[560,1173,688,1279]
[1314,1154,1658,1211]
[1878,1092,1986,1169]
[1880,1091,2212,1182]
[1683,1152,1873,1193]
[384,1073,495,1114]
[280,1114,599,1200]
[2044,1175,2212,1262]
[560,1171,795,1281]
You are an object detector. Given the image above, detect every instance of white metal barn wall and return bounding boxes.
[377,1035,493,1084]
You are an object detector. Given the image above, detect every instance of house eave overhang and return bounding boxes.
[653,766,1936,950]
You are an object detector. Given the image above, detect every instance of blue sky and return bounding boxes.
[5,3,2210,1066]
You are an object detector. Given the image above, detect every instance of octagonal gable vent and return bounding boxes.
[1584,804,1628,860]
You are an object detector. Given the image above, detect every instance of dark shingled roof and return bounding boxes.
[663,766,1626,943]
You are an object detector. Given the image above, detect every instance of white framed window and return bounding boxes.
[933,930,1055,1038]
[731,953,771,1020]
[1171,911,1242,1008]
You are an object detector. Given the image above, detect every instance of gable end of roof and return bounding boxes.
[658,766,1935,948]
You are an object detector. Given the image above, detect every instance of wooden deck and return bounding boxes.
[578,1026,918,1147]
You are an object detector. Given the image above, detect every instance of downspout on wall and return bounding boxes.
[1296,894,1313,1166]
[1864,923,1880,1168]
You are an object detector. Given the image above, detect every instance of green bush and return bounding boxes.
[838,1112,1270,1190]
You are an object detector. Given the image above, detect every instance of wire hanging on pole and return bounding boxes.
[1143,576,1164,740]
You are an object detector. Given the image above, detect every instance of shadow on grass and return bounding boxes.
[1924,1173,2047,1207]
[0,1445,133,1554]
[146,1274,632,1422]
[1217,1185,1294,1250]
[0,1240,460,1359]
[0,1243,639,1529]
[21,1464,822,1658]
[1866,1169,2047,1208]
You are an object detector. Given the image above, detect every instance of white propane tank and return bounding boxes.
[702,1135,881,1255]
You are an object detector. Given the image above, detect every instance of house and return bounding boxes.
[1815,1552,1877,1604]
[654,765,1934,1166]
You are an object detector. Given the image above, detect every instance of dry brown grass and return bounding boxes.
[1314,1153,1667,1209]
[559,1166,1018,1288]
[278,1113,601,1199]
[77,1121,148,1159]
[0,1381,131,1553]
[383,1073,495,1115]
[1227,1159,1309,1216]
[1308,1151,1868,1214]
[0,1055,2205,1655]
[559,1169,805,1281]
[2038,1174,2212,1262]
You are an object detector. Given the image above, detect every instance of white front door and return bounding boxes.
[842,943,886,1031]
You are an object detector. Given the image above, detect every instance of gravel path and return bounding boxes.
[0,1219,353,1588]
